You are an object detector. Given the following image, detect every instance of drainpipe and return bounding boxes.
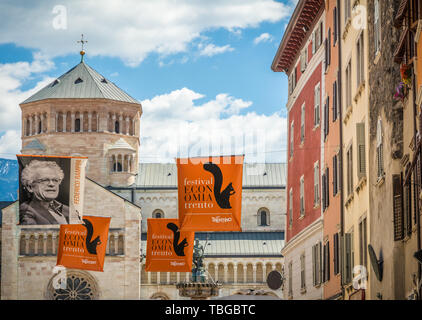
[337,0,345,300]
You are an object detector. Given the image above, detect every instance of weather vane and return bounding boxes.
[77,34,88,62]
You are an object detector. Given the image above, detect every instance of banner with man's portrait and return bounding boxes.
[17,155,88,225]
[145,218,195,272]
[176,155,244,232]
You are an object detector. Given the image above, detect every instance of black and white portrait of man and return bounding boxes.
[19,158,70,225]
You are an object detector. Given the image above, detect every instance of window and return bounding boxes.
[374,0,381,54]
[343,231,353,285]
[153,209,164,219]
[404,166,412,237]
[324,97,330,139]
[312,242,322,286]
[300,253,306,291]
[346,144,353,196]
[325,29,331,71]
[356,123,366,179]
[333,233,340,275]
[314,83,320,127]
[356,33,365,87]
[393,174,404,241]
[323,241,330,283]
[376,119,384,179]
[345,60,352,109]
[115,120,120,134]
[359,217,368,269]
[300,176,305,217]
[322,167,330,211]
[312,21,324,54]
[333,154,340,196]
[301,103,305,143]
[314,162,320,207]
[332,80,338,122]
[289,189,293,228]
[290,121,294,158]
[75,118,81,132]
[289,66,298,95]
[301,48,308,72]
[333,6,338,44]
[258,208,270,226]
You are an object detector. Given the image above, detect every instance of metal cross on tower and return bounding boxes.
[77,34,88,62]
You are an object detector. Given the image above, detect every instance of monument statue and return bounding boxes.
[192,239,206,283]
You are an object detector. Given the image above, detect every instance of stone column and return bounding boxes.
[63,113,67,132]
[80,112,84,132]
[244,266,247,283]
[34,233,39,255]
[52,234,57,255]
[88,112,92,132]
[132,118,135,136]
[112,114,116,133]
[29,116,33,136]
[125,116,129,135]
[71,113,75,132]
[114,233,118,255]
[25,234,30,254]
[40,114,44,133]
[55,113,59,132]
[224,264,228,283]
[157,272,161,284]
[234,265,238,284]
[119,114,123,134]
[253,265,257,283]
[43,233,47,255]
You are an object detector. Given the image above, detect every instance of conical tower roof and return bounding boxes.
[21,61,139,105]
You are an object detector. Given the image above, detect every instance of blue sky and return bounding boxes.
[0,0,295,163]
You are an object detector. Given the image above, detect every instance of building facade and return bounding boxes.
[322,0,343,300]
[272,0,325,300]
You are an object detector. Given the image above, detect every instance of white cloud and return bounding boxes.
[0,0,291,66]
[140,88,287,163]
[253,32,273,45]
[198,43,234,57]
[0,55,55,159]
[0,131,21,159]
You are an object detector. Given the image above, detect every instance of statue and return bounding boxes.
[192,239,206,283]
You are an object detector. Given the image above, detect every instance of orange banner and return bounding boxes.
[56,216,111,272]
[145,218,195,272]
[176,155,244,232]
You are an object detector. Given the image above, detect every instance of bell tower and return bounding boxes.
[19,38,142,187]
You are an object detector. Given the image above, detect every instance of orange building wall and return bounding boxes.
[322,0,342,300]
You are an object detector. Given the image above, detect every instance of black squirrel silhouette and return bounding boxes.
[82,218,102,255]
[203,162,236,209]
[167,223,188,256]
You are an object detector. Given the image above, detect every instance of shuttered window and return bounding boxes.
[332,80,338,122]
[290,121,294,158]
[356,123,366,178]
[323,242,330,283]
[359,217,368,269]
[314,83,320,127]
[377,119,384,178]
[289,189,293,227]
[333,233,340,275]
[300,176,305,217]
[393,174,404,241]
[301,103,305,143]
[343,233,352,284]
[314,162,320,206]
[333,7,338,44]
[356,33,365,87]
[324,97,330,139]
[404,167,412,237]
[347,145,353,196]
[312,242,322,286]
[300,254,306,290]
[374,0,381,54]
[333,154,338,196]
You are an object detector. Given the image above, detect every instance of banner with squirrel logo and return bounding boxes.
[56,215,111,272]
[145,218,195,272]
[176,155,244,232]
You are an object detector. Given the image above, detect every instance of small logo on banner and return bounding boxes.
[211,216,232,223]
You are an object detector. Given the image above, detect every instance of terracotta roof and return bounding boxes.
[271,0,325,73]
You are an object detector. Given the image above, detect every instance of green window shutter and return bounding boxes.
[356,123,366,178]
[345,233,352,284]
[393,174,404,241]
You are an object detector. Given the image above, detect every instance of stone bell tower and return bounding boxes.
[19,46,142,187]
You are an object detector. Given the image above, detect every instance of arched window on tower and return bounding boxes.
[75,118,81,132]
[26,119,30,136]
[115,121,120,134]
[153,209,164,218]
[38,119,42,134]
[257,208,270,226]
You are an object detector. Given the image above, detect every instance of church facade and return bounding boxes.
[0,58,285,300]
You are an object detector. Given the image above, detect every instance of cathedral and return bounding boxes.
[0,55,285,300]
